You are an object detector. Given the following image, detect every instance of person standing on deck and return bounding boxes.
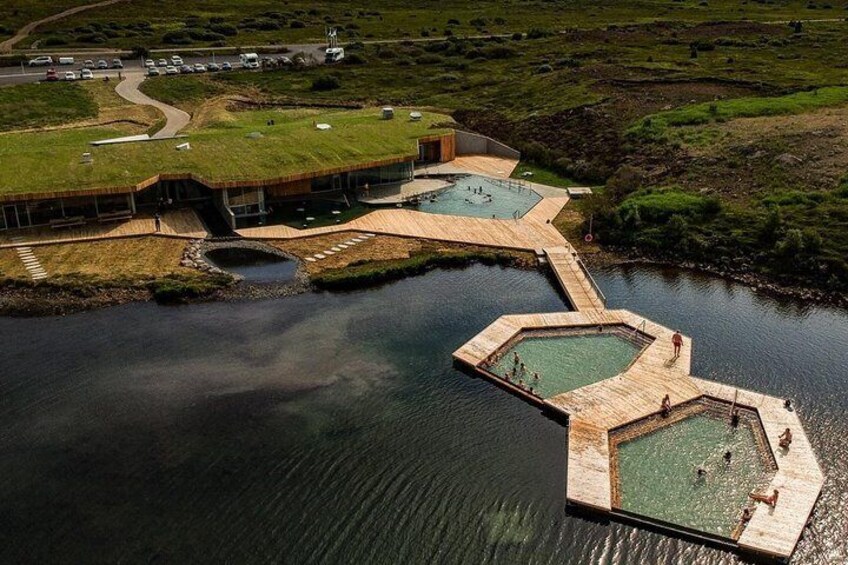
[672,331,683,358]
[154,213,161,233]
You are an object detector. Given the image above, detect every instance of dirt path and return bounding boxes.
[0,0,129,53]
[114,72,190,138]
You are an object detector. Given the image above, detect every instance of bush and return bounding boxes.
[290,20,306,28]
[344,52,367,65]
[512,32,523,41]
[536,64,553,74]
[311,74,341,91]
[415,54,443,65]
[527,28,552,39]
[481,45,517,59]
[209,23,239,36]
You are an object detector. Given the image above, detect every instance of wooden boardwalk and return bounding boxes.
[544,246,605,311]
[0,209,207,249]
[239,195,570,251]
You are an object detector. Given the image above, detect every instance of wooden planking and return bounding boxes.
[240,202,570,251]
[692,377,824,560]
[545,246,605,312]
[0,209,207,249]
[566,422,612,510]
[415,154,520,179]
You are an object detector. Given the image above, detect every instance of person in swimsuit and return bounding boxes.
[672,331,683,358]
[779,428,793,449]
[749,489,779,507]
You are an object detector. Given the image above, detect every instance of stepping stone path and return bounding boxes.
[308,233,377,262]
[11,237,47,281]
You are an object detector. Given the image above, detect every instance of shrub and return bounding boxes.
[481,45,517,59]
[527,28,552,39]
[512,32,523,41]
[344,52,367,65]
[209,23,238,36]
[416,54,443,64]
[311,74,341,91]
[290,20,306,28]
[536,64,553,74]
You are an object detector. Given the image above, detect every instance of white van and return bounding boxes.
[239,53,260,69]
[58,57,75,66]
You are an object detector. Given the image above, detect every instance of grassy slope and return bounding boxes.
[33,237,199,281]
[0,107,451,195]
[0,82,97,131]
[629,86,848,140]
[16,0,826,49]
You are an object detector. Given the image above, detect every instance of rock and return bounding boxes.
[774,153,803,167]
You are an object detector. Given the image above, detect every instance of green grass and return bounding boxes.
[629,86,848,140]
[511,162,575,188]
[0,82,97,132]
[12,0,828,49]
[0,107,452,196]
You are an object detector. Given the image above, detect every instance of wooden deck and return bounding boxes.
[0,209,207,249]
[415,154,519,179]
[693,377,824,560]
[452,307,821,561]
[239,194,570,251]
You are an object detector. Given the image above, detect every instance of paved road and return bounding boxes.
[114,72,190,138]
[0,48,322,86]
[0,0,130,53]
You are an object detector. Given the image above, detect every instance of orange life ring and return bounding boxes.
[584,233,594,243]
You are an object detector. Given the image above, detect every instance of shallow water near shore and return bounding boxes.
[1,263,847,563]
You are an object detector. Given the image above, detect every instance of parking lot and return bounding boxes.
[0,44,327,86]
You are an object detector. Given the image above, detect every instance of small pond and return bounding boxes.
[206,247,297,283]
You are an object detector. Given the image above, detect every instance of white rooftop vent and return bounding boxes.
[382,107,394,120]
[409,111,422,121]
[176,142,191,151]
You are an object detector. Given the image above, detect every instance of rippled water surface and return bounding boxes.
[1,263,847,564]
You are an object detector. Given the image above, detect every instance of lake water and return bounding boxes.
[1,263,846,563]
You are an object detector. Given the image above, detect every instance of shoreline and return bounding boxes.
[582,249,848,309]
[2,247,844,317]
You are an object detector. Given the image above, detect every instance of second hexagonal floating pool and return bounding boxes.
[610,399,777,539]
[481,326,650,398]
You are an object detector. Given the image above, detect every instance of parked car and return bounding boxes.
[157,58,168,67]
[58,57,75,66]
[207,62,220,72]
[165,65,179,75]
[28,56,53,67]
[221,61,232,71]
[80,69,94,80]
[44,68,59,81]
[111,59,124,69]
[96,59,108,69]
[83,59,95,69]
[193,63,207,73]
[63,71,77,81]
[171,55,183,66]
[179,64,193,74]
[147,67,160,77]
[144,59,155,68]
[278,56,293,66]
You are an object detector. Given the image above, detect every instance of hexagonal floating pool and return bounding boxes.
[482,326,650,399]
[610,399,777,540]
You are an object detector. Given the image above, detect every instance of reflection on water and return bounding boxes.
[1,263,847,563]
[206,247,298,283]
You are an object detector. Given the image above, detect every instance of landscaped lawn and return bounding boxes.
[0,107,452,197]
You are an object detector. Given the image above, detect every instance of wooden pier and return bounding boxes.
[453,306,823,561]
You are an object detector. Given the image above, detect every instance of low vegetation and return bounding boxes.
[0,106,451,196]
[0,82,96,131]
[629,87,848,141]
